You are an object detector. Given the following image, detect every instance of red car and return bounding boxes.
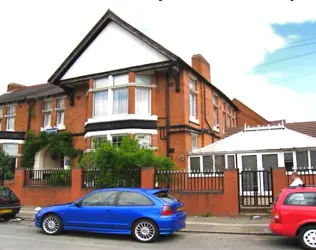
[270,185,316,250]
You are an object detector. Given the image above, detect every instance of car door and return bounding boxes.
[110,191,156,231]
[64,190,118,231]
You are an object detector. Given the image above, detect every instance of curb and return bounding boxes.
[181,230,274,236]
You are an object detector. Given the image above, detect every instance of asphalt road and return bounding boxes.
[0,220,302,250]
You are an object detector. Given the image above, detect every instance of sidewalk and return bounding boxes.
[18,206,272,235]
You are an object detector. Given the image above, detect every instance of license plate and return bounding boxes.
[0,209,12,214]
[177,206,184,212]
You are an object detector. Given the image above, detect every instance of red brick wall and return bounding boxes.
[233,98,268,128]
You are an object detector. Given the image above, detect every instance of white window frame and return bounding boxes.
[191,133,199,152]
[188,155,226,177]
[55,97,66,129]
[189,78,198,124]
[135,74,152,116]
[212,94,219,131]
[225,154,236,169]
[93,74,129,118]
[5,105,16,131]
[42,99,53,129]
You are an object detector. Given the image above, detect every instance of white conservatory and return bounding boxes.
[188,123,316,173]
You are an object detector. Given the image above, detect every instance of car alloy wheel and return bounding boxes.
[133,219,158,243]
[42,214,63,235]
[299,226,316,250]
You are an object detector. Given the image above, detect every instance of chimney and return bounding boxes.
[7,83,26,92]
[191,54,211,82]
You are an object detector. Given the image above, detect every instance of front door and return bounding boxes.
[64,190,118,230]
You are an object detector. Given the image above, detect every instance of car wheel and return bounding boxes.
[41,214,63,235]
[132,219,159,243]
[2,214,15,221]
[298,225,316,250]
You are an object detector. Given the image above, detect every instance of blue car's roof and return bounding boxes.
[94,187,168,194]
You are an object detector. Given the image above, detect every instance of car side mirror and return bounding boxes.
[74,201,81,207]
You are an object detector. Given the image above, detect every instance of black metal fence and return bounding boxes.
[286,169,316,186]
[155,170,224,192]
[24,169,72,187]
[239,170,273,207]
[82,168,142,188]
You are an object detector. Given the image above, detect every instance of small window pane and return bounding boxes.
[190,157,200,172]
[43,112,51,127]
[117,192,153,206]
[227,155,235,169]
[203,156,213,171]
[113,88,128,115]
[310,151,316,169]
[296,151,309,169]
[56,111,64,126]
[212,95,218,105]
[94,78,109,88]
[91,136,107,149]
[215,155,225,172]
[135,88,150,115]
[284,192,316,206]
[56,99,65,109]
[284,153,294,171]
[190,92,196,117]
[94,90,108,117]
[6,106,15,116]
[0,108,3,117]
[3,144,18,156]
[262,154,278,170]
[112,135,126,147]
[242,155,257,171]
[135,134,152,148]
[189,79,195,89]
[213,107,218,126]
[192,134,198,151]
[113,74,128,86]
[81,191,117,206]
[43,101,52,110]
[6,117,14,130]
[136,75,152,85]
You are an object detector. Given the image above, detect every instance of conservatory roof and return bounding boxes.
[192,123,316,155]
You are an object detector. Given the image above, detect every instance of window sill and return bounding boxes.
[86,114,158,125]
[189,117,200,125]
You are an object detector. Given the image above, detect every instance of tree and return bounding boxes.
[0,149,14,180]
[79,136,175,188]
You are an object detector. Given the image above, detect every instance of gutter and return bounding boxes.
[26,101,32,131]
[165,71,171,157]
[203,81,215,143]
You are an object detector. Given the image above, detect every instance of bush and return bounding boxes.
[0,150,14,180]
[80,136,175,188]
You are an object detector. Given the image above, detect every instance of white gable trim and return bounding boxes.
[61,22,168,80]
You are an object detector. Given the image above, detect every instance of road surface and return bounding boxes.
[0,220,301,250]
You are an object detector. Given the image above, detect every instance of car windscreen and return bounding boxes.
[0,187,17,199]
[154,191,178,203]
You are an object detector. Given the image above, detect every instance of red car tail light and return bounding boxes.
[274,211,281,223]
[161,205,174,216]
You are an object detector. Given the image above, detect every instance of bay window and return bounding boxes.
[6,105,15,131]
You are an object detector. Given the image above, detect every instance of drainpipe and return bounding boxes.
[165,72,170,157]
[27,101,32,131]
[203,82,215,143]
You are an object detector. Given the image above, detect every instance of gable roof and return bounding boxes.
[48,9,238,111]
[193,125,316,155]
[0,84,64,105]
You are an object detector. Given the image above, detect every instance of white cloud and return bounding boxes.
[287,34,301,42]
[266,72,284,79]
[0,0,315,122]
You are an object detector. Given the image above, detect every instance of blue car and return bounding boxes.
[35,188,186,242]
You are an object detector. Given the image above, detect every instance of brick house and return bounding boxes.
[0,9,239,173]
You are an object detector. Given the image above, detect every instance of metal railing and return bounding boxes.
[82,168,141,188]
[155,170,224,192]
[24,169,71,187]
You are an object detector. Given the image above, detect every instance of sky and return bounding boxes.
[0,0,315,122]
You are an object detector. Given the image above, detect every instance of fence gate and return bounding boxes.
[0,168,4,186]
[239,170,274,207]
